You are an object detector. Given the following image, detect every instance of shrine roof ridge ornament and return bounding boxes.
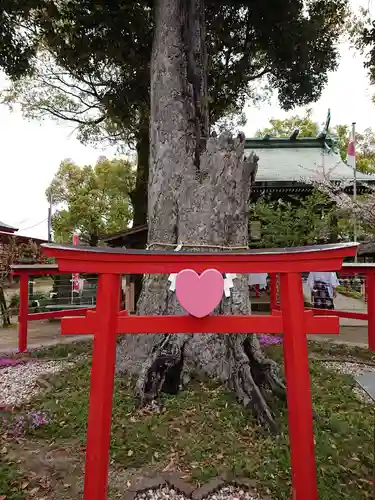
[244,137,332,149]
[41,242,359,275]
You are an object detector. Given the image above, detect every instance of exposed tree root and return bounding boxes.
[226,335,282,434]
[135,333,191,406]
[134,332,285,434]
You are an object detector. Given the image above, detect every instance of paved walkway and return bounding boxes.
[302,283,367,326]
[308,326,368,347]
[0,317,92,354]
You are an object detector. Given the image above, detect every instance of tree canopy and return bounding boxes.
[251,189,345,247]
[317,175,375,241]
[1,0,349,115]
[1,0,350,228]
[255,109,319,138]
[48,157,135,246]
[349,7,375,87]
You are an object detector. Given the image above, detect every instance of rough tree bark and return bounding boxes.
[130,118,150,304]
[116,0,285,433]
[0,285,11,327]
[130,117,150,229]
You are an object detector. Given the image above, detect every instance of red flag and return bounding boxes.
[347,130,355,168]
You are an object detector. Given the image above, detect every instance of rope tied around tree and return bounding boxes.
[146,242,249,250]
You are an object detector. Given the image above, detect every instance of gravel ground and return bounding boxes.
[135,486,266,500]
[321,361,375,403]
[0,359,75,406]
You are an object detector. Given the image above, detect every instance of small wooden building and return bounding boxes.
[0,221,18,234]
[101,223,147,249]
[357,242,375,263]
[0,220,47,279]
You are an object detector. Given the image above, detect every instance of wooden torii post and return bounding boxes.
[42,242,358,500]
[342,263,375,351]
[11,264,59,352]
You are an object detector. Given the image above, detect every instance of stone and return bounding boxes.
[129,475,166,493]
[355,371,375,402]
[161,472,196,496]
[191,477,225,500]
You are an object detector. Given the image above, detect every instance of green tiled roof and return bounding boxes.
[244,137,375,184]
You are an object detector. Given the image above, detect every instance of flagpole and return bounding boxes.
[47,191,53,242]
[352,122,358,261]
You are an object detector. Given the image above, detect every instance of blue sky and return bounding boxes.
[0,0,373,240]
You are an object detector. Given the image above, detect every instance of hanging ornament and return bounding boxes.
[223,273,237,297]
[167,242,237,297]
[168,243,183,291]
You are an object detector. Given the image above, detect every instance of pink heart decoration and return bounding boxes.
[175,269,224,318]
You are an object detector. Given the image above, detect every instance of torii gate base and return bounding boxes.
[42,242,358,500]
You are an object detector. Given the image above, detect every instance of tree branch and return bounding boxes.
[247,67,270,81]
[40,106,106,126]
[44,68,105,99]
[37,77,101,112]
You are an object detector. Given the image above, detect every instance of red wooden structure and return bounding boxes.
[11,264,92,353]
[40,242,357,500]
[11,264,135,352]
[269,263,375,352]
[13,262,373,355]
[339,263,375,351]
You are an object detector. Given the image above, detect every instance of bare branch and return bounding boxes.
[247,68,269,81]
[40,106,106,126]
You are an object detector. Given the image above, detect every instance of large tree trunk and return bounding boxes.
[130,117,150,304]
[116,0,284,433]
[131,117,150,229]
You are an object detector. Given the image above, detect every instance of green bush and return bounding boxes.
[29,292,51,312]
[336,285,363,300]
[8,292,20,310]
[8,291,53,314]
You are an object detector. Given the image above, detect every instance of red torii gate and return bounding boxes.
[42,242,358,500]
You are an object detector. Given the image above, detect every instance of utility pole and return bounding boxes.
[47,191,53,242]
